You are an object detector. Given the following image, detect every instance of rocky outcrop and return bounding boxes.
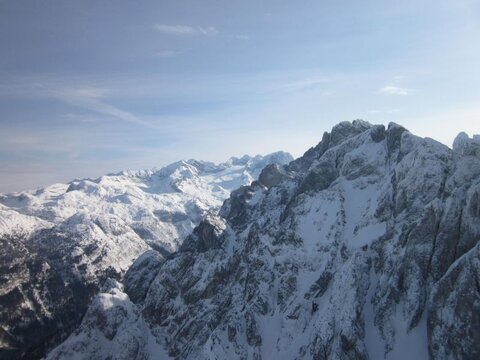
[46,279,168,360]
[258,164,293,189]
[124,251,165,304]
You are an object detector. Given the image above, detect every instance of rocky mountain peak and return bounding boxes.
[58,120,478,360]
[453,131,480,157]
[4,120,480,360]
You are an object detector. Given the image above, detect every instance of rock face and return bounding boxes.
[48,120,480,360]
[0,153,292,359]
[46,279,169,360]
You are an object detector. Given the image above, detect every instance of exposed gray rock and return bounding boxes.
[124,250,165,303]
[180,216,227,253]
[258,164,292,189]
[428,242,480,360]
[46,279,167,360]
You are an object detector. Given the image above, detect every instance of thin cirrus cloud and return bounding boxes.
[379,84,415,96]
[51,86,151,127]
[0,78,152,127]
[154,24,217,36]
[155,50,176,58]
[276,76,332,92]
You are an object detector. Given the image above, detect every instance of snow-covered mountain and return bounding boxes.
[0,152,293,359]
[46,121,480,360]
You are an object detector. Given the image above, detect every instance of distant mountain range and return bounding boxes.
[2,121,480,359]
[0,151,293,359]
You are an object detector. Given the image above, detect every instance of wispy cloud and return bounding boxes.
[52,86,151,126]
[154,24,217,36]
[155,50,176,58]
[379,85,414,96]
[0,78,151,127]
[226,34,250,40]
[267,73,340,99]
[277,76,332,92]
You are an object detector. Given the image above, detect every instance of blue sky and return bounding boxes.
[0,0,479,192]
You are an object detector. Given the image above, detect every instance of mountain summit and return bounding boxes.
[47,121,480,360]
[2,121,480,359]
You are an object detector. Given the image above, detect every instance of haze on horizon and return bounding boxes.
[0,0,479,192]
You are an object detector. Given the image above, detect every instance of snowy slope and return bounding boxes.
[46,279,170,360]
[48,121,480,359]
[0,152,293,255]
[0,152,293,359]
